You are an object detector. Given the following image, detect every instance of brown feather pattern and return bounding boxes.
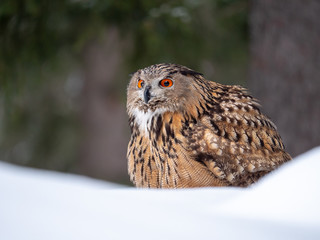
[126,63,291,188]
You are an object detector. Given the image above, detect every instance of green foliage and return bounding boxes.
[0,0,248,87]
[0,0,248,175]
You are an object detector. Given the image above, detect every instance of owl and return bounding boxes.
[126,63,291,188]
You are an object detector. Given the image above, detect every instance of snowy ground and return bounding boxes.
[1,148,320,240]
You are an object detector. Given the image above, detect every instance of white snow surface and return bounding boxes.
[1,147,320,240]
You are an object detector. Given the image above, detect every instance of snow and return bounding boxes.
[1,148,320,240]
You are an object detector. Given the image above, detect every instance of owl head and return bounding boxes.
[127,63,203,120]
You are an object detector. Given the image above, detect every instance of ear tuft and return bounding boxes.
[180,69,203,78]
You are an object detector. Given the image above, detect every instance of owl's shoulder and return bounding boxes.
[181,81,291,185]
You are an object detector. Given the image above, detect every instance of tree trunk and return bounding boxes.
[78,27,130,183]
[249,0,320,157]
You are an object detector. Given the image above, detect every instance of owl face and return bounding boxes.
[127,63,202,116]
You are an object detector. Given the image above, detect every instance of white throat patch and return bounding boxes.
[132,108,167,135]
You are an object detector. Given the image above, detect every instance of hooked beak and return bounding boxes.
[144,86,151,103]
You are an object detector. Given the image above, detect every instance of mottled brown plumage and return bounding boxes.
[126,63,291,188]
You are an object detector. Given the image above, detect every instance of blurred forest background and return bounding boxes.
[0,0,319,184]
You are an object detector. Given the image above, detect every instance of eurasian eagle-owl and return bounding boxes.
[126,63,291,188]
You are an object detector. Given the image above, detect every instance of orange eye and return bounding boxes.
[159,79,173,88]
[137,79,144,89]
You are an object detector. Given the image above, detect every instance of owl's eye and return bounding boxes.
[137,79,145,89]
[159,79,173,88]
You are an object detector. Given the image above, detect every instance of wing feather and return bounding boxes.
[186,84,291,186]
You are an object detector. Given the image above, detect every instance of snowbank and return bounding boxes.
[1,147,320,240]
